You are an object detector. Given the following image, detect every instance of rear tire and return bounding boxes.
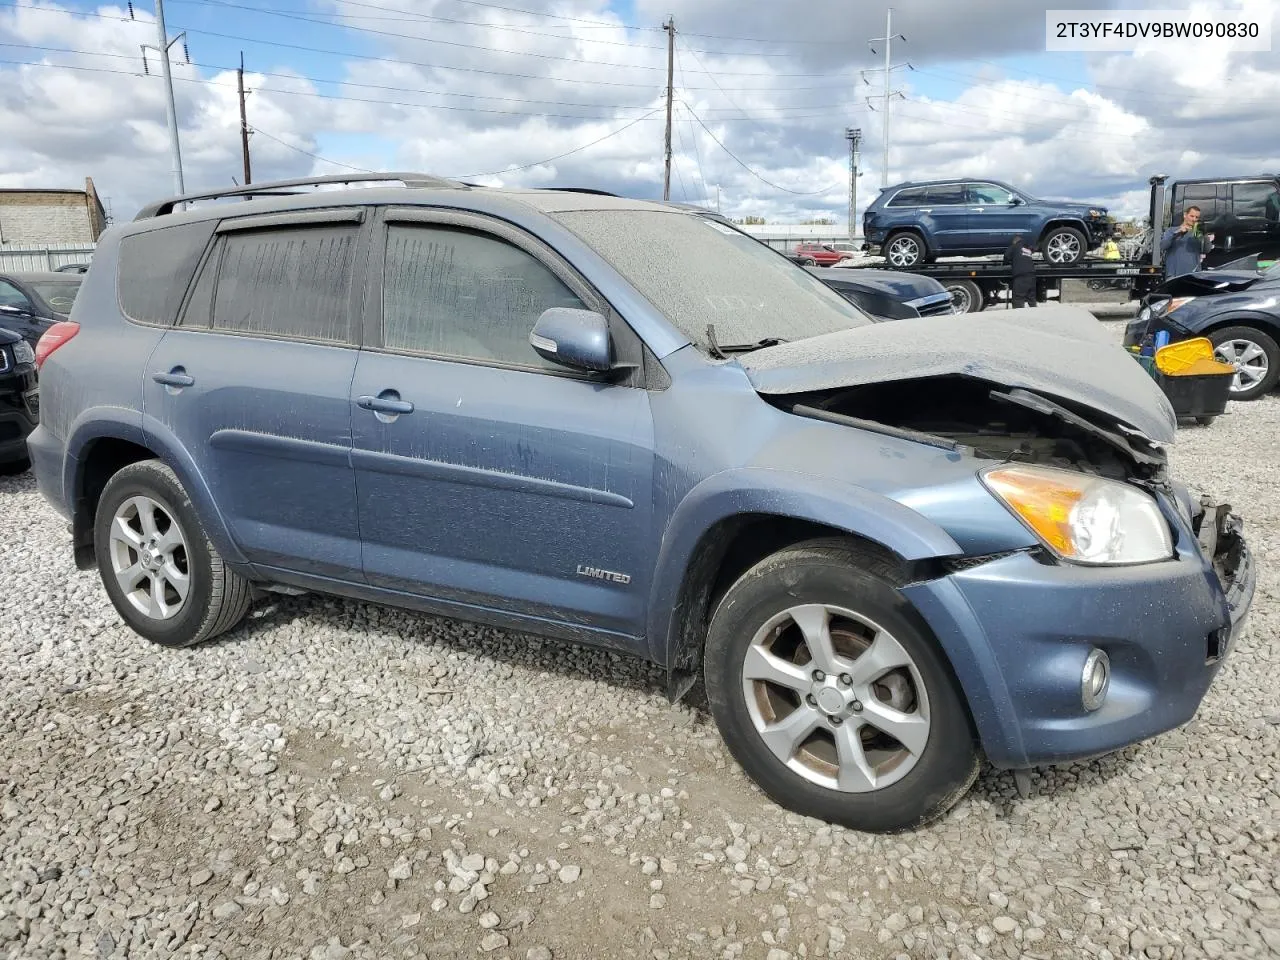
[702,538,980,833]
[884,232,925,268]
[93,459,252,648]
[1208,325,1280,402]
[944,279,983,314]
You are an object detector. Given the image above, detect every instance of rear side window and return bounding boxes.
[211,224,360,343]
[887,187,926,206]
[1176,183,1222,224]
[381,223,585,370]
[117,220,217,326]
[925,184,966,205]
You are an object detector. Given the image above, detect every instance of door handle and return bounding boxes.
[153,369,194,387]
[357,394,414,415]
[920,208,932,213]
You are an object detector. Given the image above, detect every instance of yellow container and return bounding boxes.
[1154,337,1223,375]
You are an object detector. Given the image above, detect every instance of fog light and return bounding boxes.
[1082,648,1110,712]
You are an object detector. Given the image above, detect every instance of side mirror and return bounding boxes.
[530,307,613,373]
[1009,197,1023,205]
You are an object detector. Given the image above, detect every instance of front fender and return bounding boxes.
[646,467,964,665]
[1194,309,1280,339]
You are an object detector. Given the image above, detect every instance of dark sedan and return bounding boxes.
[806,265,956,319]
[0,271,84,349]
[1123,255,1280,401]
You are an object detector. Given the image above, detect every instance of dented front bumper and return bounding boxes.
[901,489,1256,770]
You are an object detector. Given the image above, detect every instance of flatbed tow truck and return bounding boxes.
[852,175,1176,313]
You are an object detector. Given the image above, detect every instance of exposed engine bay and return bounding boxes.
[774,375,1170,485]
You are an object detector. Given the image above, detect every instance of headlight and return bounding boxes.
[12,339,34,366]
[981,464,1174,565]
[1137,305,1152,321]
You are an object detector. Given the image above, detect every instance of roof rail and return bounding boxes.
[133,172,465,220]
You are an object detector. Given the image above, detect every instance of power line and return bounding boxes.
[452,106,666,179]
[250,124,372,171]
[160,0,849,78]
[678,100,842,197]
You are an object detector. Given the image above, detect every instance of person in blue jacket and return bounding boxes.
[1161,205,1208,278]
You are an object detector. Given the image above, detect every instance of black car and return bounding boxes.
[1123,255,1280,401]
[0,270,84,348]
[0,327,38,473]
[806,265,956,319]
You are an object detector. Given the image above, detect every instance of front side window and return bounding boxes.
[381,223,586,371]
[211,224,359,343]
[967,183,1016,205]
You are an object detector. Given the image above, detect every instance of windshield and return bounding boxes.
[550,210,873,349]
[29,279,81,313]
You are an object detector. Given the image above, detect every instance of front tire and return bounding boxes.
[703,539,980,833]
[93,459,252,648]
[1208,325,1280,401]
[1041,226,1087,264]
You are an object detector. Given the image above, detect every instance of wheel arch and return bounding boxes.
[649,470,963,700]
[65,412,247,571]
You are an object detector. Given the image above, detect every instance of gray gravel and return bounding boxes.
[2,353,1279,959]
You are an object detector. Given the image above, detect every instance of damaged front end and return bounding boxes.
[773,373,1169,487]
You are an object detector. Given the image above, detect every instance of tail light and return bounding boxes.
[35,321,80,370]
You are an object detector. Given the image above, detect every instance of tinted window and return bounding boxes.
[1233,182,1280,220]
[0,280,31,310]
[211,224,358,343]
[887,187,926,206]
[382,224,585,370]
[925,184,967,205]
[117,220,217,325]
[967,183,1016,205]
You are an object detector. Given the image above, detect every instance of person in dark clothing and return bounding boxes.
[1160,205,1207,278]
[1003,234,1037,308]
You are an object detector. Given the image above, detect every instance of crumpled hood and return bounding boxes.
[739,304,1177,443]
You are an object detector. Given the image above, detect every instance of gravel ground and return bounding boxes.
[2,326,1278,960]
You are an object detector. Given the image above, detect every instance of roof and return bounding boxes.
[125,173,698,233]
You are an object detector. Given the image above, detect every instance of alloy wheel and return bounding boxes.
[107,495,192,621]
[887,237,921,267]
[1214,338,1270,394]
[1045,233,1081,263]
[740,603,931,793]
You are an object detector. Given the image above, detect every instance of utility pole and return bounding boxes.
[237,52,252,185]
[715,184,721,213]
[138,0,188,196]
[863,8,909,188]
[662,16,675,202]
[845,127,862,241]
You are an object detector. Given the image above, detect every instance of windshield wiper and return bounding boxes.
[705,324,787,357]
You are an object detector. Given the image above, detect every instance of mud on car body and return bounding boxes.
[27,174,1256,833]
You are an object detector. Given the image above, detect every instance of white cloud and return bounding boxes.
[0,0,1277,227]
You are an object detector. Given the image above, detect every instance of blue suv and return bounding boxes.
[863,178,1117,267]
[26,173,1254,833]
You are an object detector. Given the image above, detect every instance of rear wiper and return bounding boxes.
[705,324,787,357]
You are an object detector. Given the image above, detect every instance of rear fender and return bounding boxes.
[64,410,247,567]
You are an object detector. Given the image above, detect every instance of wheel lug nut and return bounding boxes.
[828,715,842,725]
[806,695,817,707]
[812,670,825,682]
[839,673,853,686]
[851,701,863,712]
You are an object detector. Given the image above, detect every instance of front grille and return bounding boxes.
[907,292,957,317]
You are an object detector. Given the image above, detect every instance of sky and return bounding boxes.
[0,0,1277,227]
